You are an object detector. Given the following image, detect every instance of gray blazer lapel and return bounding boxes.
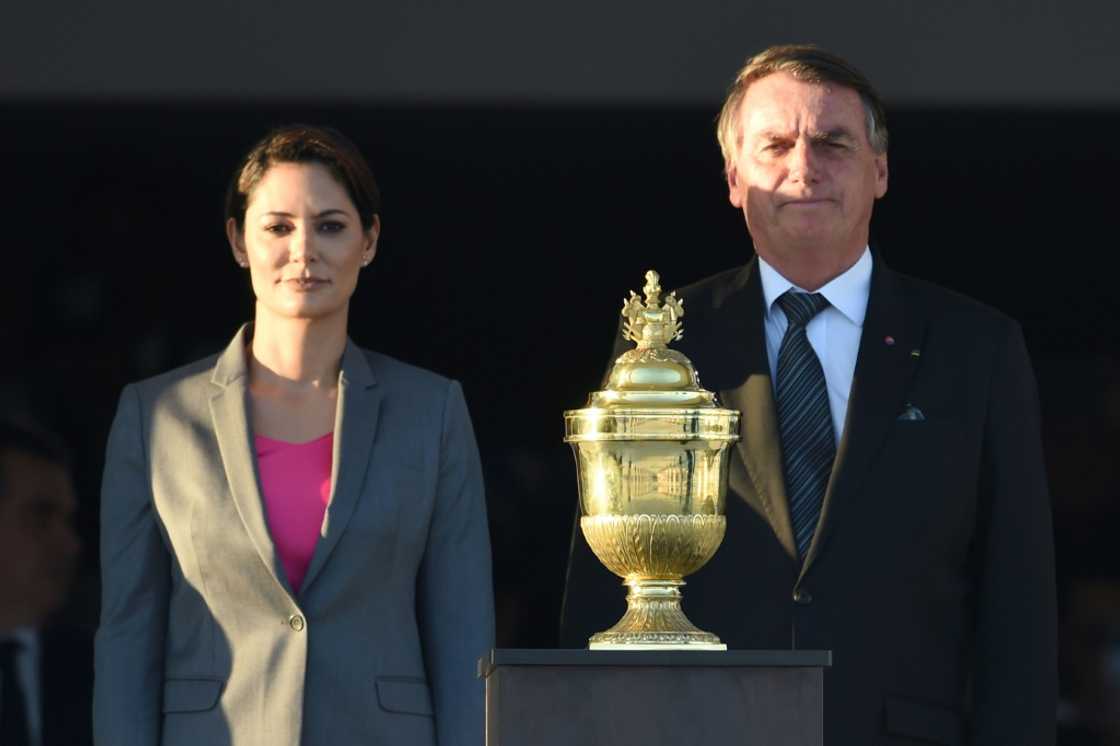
[800,261,925,577]
[299,340,382,596]
[208,326,296,597]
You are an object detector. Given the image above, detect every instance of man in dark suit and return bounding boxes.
[0,422,92,746]
[561,44,1056,745]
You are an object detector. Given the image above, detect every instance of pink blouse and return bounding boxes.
[254,432,334,594]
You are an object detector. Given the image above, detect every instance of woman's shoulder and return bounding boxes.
[355,347,457,396]
[351,347,471,436]
[102,353,224,430]
[121,341,465,410]
[127,353,223,401]
[125,327,248,403]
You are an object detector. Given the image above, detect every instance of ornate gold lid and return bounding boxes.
[590,270,715,409]
[564,269,739,443]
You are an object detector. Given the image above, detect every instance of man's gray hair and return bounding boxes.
[717,44,889,170]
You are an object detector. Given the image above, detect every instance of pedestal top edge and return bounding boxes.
[478,648,832,677]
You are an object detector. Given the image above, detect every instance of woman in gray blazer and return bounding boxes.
[94,125,495,746]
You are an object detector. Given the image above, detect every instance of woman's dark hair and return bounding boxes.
[224,125,381,232]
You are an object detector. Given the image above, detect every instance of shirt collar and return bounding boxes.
[758,246,872,327]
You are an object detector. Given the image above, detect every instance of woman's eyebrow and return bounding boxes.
[260,208,349,218]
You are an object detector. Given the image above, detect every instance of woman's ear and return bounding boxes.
[361,215,381,267]
[227,218,249,268]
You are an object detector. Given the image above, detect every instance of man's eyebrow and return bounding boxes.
[811,128,857,142]
[261,209,350,218]
[758,129,794,141]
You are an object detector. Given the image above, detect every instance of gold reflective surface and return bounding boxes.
[564,270,740,650]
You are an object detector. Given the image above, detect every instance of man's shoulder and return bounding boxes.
[668,257,1023,341]
[888,268,1020,336]
[674,264,752,305]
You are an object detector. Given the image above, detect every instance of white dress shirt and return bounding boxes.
[2,627,41,746]
[758,247,872,445]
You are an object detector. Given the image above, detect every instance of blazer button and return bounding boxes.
[288,614,305,631]
[792,588,813,605]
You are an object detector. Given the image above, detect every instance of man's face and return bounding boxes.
[0,451,80,630]
[726,71,888,266]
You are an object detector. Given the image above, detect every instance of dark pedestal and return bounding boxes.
[479,649,830,746]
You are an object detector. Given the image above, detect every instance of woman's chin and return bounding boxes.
[258,298,345,322]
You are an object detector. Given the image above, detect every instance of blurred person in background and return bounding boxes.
[1060,579,1120,745]
[94,125,494,746]
[0,421,90,746]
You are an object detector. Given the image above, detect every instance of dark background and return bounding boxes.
[4,102,1119,722]
[4,1,1120,738]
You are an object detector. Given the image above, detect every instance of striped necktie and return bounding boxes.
[0,639,30,746]
[775,291,836,562]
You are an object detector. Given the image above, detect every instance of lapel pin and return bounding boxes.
[910,349,921,358]
[884,336,895,346]
[898,402,926,421]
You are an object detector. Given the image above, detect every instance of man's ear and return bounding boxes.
[226,218,249,268]
[874,152,889,199]
[727,166,745,209]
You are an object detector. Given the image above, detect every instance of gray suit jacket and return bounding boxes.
[94,326,495,746]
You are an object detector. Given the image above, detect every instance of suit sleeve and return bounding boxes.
[970,322,1057,745]
[417,380,495,746]
[94,384,170,746]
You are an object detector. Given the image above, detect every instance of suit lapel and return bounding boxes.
[800,260,925,576]
[208,325,296,596]
[299,340,382,596]
[707,260,797,561]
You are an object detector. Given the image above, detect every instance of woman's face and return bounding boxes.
[227,161,379,323]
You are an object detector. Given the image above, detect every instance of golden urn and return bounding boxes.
[564,270,741,650]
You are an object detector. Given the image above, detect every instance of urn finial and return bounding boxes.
[622,269,684,349]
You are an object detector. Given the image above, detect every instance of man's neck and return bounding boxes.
[753,237,868,292]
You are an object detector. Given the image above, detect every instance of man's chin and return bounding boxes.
[777,226,841,251]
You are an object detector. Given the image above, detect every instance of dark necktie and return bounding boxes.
[0,639,31,746]
[775,291,836,562]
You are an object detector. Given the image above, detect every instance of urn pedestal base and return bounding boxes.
[588,579,725,650]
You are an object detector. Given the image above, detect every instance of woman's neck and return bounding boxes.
[248,307,348,390]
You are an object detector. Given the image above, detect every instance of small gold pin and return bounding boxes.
[910,349,921,359]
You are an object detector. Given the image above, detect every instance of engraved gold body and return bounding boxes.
[564,270,741,650]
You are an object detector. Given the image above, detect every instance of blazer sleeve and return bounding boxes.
[970,322,1057,745]
[416,380,495,746]
[94,384,171,746]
